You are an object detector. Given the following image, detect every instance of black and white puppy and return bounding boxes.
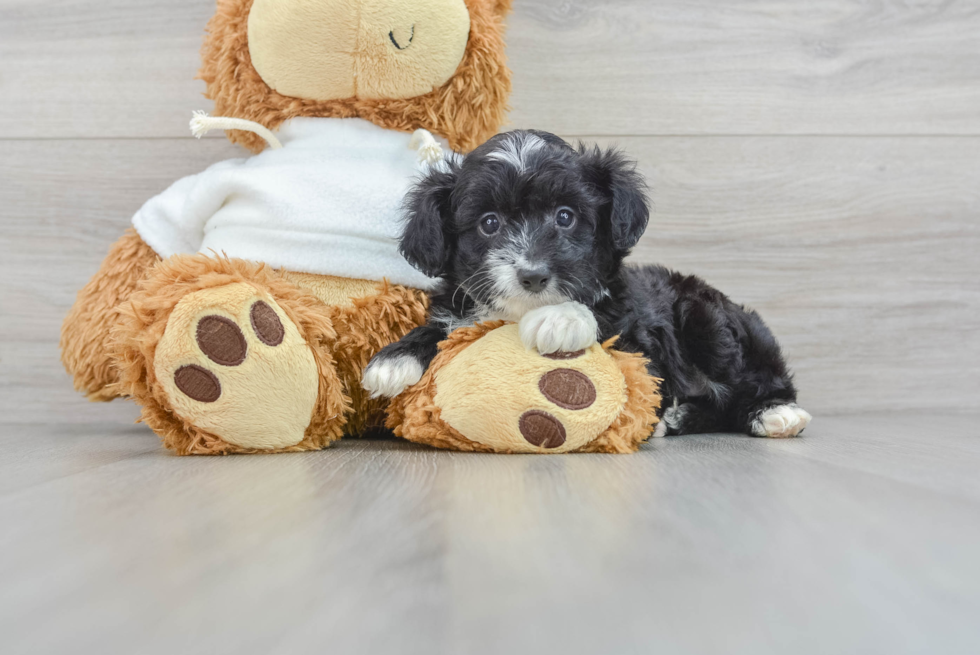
[363,131,811,438]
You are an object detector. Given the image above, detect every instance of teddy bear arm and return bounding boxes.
[60,228,161,400]
[130,166,237,259]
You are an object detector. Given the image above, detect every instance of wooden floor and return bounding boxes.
[1,415,978,654]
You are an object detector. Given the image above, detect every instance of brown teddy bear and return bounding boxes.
[61,0,660,455]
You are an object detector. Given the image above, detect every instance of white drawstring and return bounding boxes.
[409,129,445,166]
[190,113,444,163]
[190,111,283,150]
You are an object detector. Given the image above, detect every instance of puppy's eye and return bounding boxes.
[556,208,575,228]
[479,213,500,236]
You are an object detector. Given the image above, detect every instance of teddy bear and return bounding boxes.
[60,0,661,455]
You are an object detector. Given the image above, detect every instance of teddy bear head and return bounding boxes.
[200,0,513,152]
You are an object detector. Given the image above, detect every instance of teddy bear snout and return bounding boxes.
[247,0,471,102]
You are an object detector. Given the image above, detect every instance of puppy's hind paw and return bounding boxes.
[519,302,598,355]
[362,354,424,399]
[750,403,812,438]
[653,401,695,436]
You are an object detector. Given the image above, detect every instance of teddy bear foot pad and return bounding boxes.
[389,323,661,454]
[154,282,320,451]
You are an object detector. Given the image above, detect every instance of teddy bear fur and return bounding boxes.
[61,228,159,401]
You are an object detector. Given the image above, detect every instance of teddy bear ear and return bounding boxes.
[464,0,513,23]
[489,0,514,16]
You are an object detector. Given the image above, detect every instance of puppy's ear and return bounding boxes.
[580,145,650,251]
[400,162,459,278]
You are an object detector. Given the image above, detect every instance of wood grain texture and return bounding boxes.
[0,0,215,139]
[2,0,980,138]
[2,136,977,424]
[1,415,978,655]
[509,0,980,135]
[0,138,239,425]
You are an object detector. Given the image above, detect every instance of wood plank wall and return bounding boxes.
[1,0,978,425]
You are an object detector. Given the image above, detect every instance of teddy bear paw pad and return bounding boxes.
[514,368,600,449]
[173,365,222,403]
[195,315,248,366]
[538,368,597,410]
[519,410,566,449]
[154,284,319,450]
[250,301,285,346]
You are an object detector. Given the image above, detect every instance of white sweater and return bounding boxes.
[132,118,440,290]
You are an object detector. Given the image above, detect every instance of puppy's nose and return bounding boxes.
[518,267,551,293]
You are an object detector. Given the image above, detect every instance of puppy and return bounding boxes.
[363,131,811,438]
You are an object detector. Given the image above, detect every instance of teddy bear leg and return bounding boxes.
[61,228,161,401]
[113,255,349,455]
[278,274,429,436]
[388,323,662,454]
[325,283,429,436]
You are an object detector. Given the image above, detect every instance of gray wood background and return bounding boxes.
[1,0,978,425]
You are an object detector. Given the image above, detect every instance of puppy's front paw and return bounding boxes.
[750,404,812,438]
[519,302,598,355]
[362,354,424,399]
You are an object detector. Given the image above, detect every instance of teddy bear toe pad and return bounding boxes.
[519,410,567,449]
[195,315,248,367]
[155,284,319,450]
[517,364,600,449]
[173,365,222,403]
[250,301,285,346]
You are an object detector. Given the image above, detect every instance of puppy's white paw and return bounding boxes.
[361,354,424,399]
[751,403,812,438]
[519,301,598,355]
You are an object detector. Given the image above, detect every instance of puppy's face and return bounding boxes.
[401,131,649,317]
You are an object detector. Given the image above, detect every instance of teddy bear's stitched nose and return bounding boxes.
[389,25,415,50]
